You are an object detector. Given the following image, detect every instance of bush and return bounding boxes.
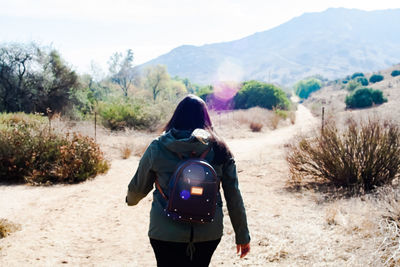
[346,80,361,91]
[249,122,263,132]
[234,81,290,110]
[369,74,384,83]
[294,78,322,99]
[0,113,109,184]
[97,99,164,131]
[356,77,369,86]
[391,70,400,77]
[0,218,20,238]
[345,88,387,109]
[274,109,288,119]
[351,72,364,79]
[286,118,400,192]
[196,85,213,102]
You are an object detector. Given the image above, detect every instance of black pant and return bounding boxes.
[150,238,221,267]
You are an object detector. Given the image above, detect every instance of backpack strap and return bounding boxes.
[155,177,168,200]
[199,147,211,159]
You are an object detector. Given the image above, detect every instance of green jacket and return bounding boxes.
[126,128,250,244]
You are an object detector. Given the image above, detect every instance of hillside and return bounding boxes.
[140,8,400,85]
[303,64,400,123]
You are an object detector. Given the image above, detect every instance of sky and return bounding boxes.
[1,0,399,75]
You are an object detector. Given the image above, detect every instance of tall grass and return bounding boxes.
[286,117,400,193]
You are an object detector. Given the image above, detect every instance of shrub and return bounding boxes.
[0,113,109,184]
[0,218,20,238]
[286,118,400,192]
[289,111,296,125]
[391,70,400,77]
[97,99,163,131]
[120,144,133,159]
[356,76,369,86]
[249,122,263,132]
[274,109,288,119]
[234,81,290,110]
[294,78,322,99]
[369,74,384,83]
[345,88,387,109]
[196,85,213,102]
[346,80,361,91]
[351,72,364,79]
[270,114,281,130]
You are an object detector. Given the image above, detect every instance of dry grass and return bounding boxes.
[289,111,296,124]
[270,113,281,130]
[120,144,133,159]
[0,218,20,238]
[287,117,400,193]
[210,107,289,139]
[372,187,400,266]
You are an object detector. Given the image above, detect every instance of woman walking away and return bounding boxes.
[126,94,250,267]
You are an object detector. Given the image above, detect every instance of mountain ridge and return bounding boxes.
[140,8,400,85]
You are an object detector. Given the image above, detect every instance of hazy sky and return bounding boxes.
[1,0,399,74]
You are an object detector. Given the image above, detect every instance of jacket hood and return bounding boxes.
[159,128,211,154]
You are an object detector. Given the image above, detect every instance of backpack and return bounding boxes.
[155,148,220,223]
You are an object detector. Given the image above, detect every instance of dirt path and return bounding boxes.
[1,105,369,266]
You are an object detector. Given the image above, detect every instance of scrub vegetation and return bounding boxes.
[0,113,109,184]
[0,218,20,239]
[287,118,400,193]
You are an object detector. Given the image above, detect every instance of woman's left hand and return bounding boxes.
[236,243,250,258]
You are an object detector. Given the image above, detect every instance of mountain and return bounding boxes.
[139,8,400,86]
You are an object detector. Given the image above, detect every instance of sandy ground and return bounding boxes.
[0,105,379,266]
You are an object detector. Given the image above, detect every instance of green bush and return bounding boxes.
[196,85,213,102]
[234,81,290,110]
[356,77,369,86]
[0,113,109,184]
[274,109,288,119]
[346,80,361,91]
[369,74,384,83]
[294,78,322,99]
[351,72,364,79]
[97,99,164,131]
[345,88,387,109]
[391,70,400,77]
[287,118,400,193]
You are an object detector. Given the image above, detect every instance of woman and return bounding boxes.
[126,95,250,267]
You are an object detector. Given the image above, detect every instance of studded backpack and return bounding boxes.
[155,148,220,224]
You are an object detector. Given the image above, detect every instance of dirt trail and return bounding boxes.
[1,105,364,266]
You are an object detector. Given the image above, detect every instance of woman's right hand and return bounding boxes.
[236,243,250,258]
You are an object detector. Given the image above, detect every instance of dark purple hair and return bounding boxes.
[164,94,212,132]
[164,94,232,164]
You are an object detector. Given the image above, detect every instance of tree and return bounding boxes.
[0,43,34,112]
[163,80,187,102]
[108,49,137,98]
[0,43,79,113]
[234,81,290,110]
[144,65,169,101]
